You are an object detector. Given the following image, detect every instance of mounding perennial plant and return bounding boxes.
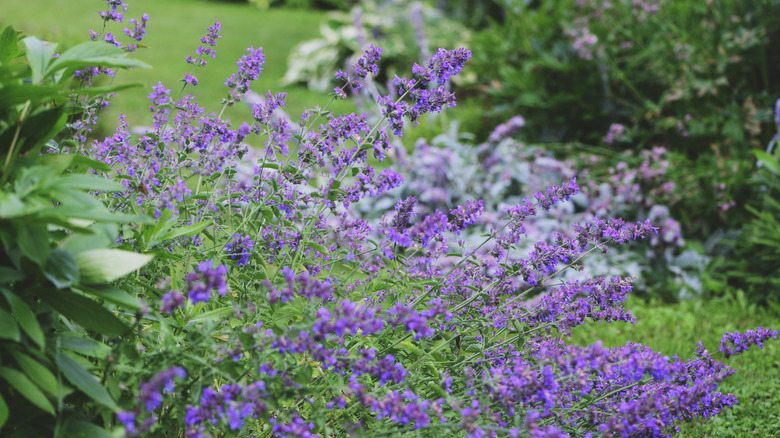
[0,1,777,437]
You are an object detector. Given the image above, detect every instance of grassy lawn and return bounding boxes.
[569,292,780,436]
[2,0,356,134]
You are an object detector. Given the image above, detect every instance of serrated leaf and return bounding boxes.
[1,290,44,349]
[36,287,130,336]
[0,366,54,415]
[0,307,20,341]
[75,249,153,283]
[56,353,118,411]
[10,351,58,397]
[0,26,19,65]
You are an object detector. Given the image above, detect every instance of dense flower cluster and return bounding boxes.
[67,6,777,437]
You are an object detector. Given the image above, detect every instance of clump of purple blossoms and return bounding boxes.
[720,327,778,359]
[225,233,255,267]
[118,367,186,436]
[186,261,228,303]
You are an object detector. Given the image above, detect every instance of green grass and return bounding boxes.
[2,0,356,134]
[569,291,780,436]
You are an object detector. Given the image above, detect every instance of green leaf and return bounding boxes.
[15,106,67,157]
[23,36,57,84]
[1,290,44,349]
[304,241,329,255]
[62,418,112,438]
[60,334,111,359]
[0,192,27,218]
[18,223,50,266]
[0,266,25,284]
[76,249,153,283]
[44,248,80,289]
[157,221,211,242]
[10,351,58,397]
[0,393,8,429]
[56,353,118,411]
[54,174,125,192]
[36,287,130,336]
[0,307,20,341]
[45,41,150,77]
[78,285,141,311]
[0,84,63,108]
[0,366,55,415]
[0,26,19,65]
[69,155,112,173]
[754,150,780,176]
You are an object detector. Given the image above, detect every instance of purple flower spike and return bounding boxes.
[720,327,778,358]
[426,47,472,84]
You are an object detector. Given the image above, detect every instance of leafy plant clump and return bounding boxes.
[0,1,777,437]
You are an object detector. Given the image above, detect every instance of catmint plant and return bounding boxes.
[4,1,774,436]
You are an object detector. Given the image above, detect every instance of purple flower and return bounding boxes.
[225,233,255,267]
[160,289,185,314]
[426,47,472,84]
[720,327,778,358]
[183,73,199,86]
[224,46,265,105]
[186,261,228,304]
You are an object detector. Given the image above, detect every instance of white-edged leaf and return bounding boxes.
[75,249,153,283]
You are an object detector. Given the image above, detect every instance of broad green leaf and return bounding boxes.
[0,192,27,218]
[304,241,329,255]
[60,334,111,359]
[0,366,55,415]
[78,285,141,311]
[36,287,130,336]
[62,418,112,438]
[23,36,57,84]
[44,248,80,289]
[45,41,149,77]
[0,266,25,284]
[56,353,118,411]
[61,223,117,255]
[158,220,211,242]
[754,150,780,176]
[16,106,67,157]
[53,174,125,192]
[76,249,153,283]
[18,223,50,266]
[0,26,19,65]
[0,84,63,108]
[10,351,58,397]
[1,290,44,349]
[0,307,20,341]
[0,393,7,429]
[69,155,112,173]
